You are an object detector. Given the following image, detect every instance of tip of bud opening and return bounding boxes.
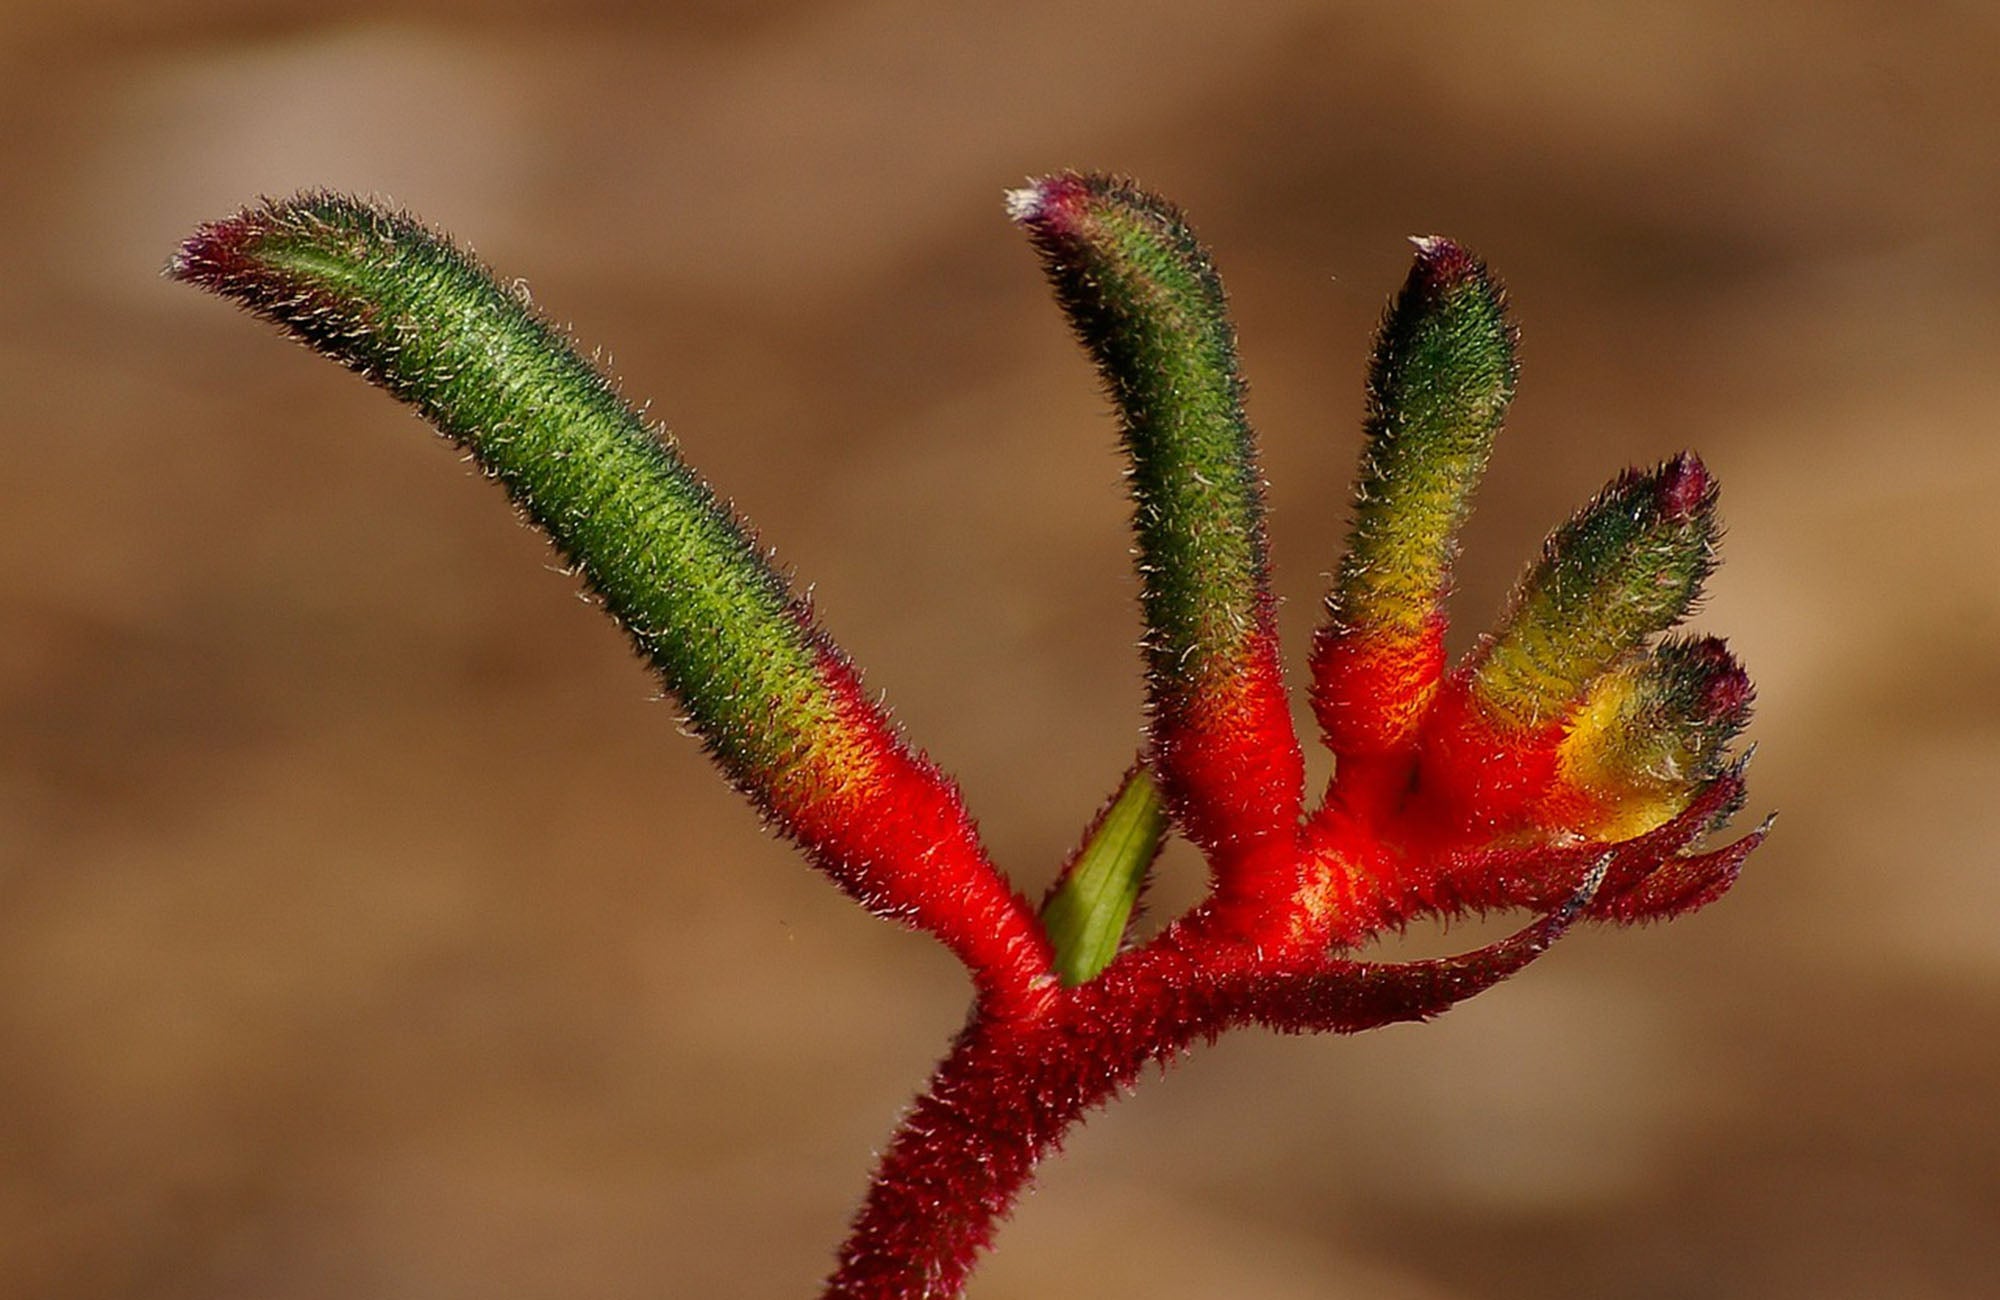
[1403,234,1484,298]
[166,207,264,288]
[1664,636,1754,728]
[1003,185,1045,223]
[1700,659,1755,724]
[1655,452,1716,521]
[1006,172,1093,229]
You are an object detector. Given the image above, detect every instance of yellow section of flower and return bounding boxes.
[1544,639,1749,842]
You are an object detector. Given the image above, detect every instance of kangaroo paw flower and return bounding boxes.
[170,195,1055,1017]
[1012,174,1304,864]
[1312,236,1515,767]
[178,179,1768,1300]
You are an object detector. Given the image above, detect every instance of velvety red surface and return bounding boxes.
[5,3,1998,1296]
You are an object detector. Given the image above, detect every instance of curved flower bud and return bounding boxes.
[1010,173,1304,859]
[1538,635,1755,840]
[170,194,1055,1017]
[1473,452,1719,728]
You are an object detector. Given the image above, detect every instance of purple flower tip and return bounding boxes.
[1654,452,1715,521]
[1406,235,1482,294]
[1005,172,1094,233]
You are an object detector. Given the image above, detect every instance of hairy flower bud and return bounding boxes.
[1012,173,1303,857]
[1313,237,1516,758]
[1471,452,1719,730]
[1540,636,1755,839]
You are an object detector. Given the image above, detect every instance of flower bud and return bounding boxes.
[1540,636,1754,839]
[1313,236,1515,757]
[1012,173,1302,852]
[1471,453,1719,730]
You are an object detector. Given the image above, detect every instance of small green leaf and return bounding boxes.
[1042,766,1169,986]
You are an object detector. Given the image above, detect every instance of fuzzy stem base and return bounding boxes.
[823,893,1587,1299]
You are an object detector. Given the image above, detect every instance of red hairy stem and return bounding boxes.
[824,891,1590,1299]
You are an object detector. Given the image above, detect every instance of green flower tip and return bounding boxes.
[1005,172,1225,323]
[1333,235,1516,640]
[1367,234,1518,441]
[165,194,493,402]
[169,192,389,309]
[1474,452,1721,728]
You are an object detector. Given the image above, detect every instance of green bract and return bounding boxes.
[1041,766,1168,986]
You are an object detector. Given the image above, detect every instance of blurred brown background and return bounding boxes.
[5,2,1997,1296]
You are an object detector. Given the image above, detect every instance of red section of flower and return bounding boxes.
[1656,450,1716,520]
[1007,170,1095,232]
[1310,613,1449,757]
[773,642,1057,1020]
[1684,636,1756,721]
[1404,233,1486,299]
[1414,676,1567,834]
[1155,635,1307,856]
[171,208,271,287]
[1415,762,1759,917]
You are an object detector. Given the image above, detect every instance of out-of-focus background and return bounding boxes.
[6,2,1997,1296]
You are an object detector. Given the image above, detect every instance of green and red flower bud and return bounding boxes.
[1010,173,1303,856]
[1536,635,1754,840]
[1410,454,1720,834]
[1313,237,1515,761]
[171,195,1055,1017]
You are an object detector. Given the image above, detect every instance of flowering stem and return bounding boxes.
[173,176,1765,1300]
[827,892,1591,1299]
